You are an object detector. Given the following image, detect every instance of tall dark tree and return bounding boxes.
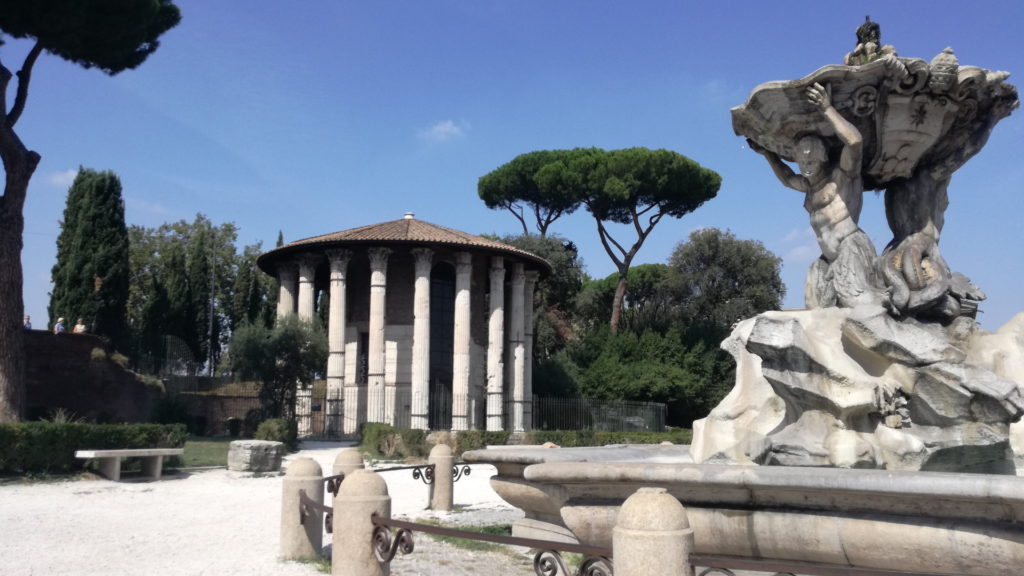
[232,243,274,330]
[187,226,212,369]
[47,169,130,348]
[667,228,785,330]
[0,1,181,421]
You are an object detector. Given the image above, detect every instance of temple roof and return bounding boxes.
[257,214,551,273]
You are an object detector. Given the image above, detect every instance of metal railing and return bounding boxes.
[294,462,969,576]
[370,514,613,576]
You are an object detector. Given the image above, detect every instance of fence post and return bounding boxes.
[428,443,454,511]
[333,469,391,576]
[333,447,365,476]
[613,487,693,576]
[279,457,324,560]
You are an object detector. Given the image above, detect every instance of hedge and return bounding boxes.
[523,428,692,447]
[358,424,690,459]
[0,422,187,475]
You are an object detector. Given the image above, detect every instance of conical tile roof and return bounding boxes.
[258,214,550,273]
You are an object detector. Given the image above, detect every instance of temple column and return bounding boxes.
[367,248,391,424]
[410,248,433,430]
[276,263,298,319]
[325,249,351,436]
[451,252,472,431]
[523,270,538,432]
[509,263,526,432]
[297,254,320,321]
[486,257,505,431]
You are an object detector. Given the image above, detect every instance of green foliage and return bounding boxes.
[254,418,298,452]
[543,325,734,426]
[667,228,785,328]
[151,394,189,425]
[481,147,721,332]
[0,0,181,75]
[523,428,692,447]
[358,423,430,459]
[418,519,515,554]
[127,214,263,373]
[478,149,591,235]
[229,315,327,419]
[0,422,186,474]
[454,430,511,454]
[577,264,675,332]
[48,169,130,349]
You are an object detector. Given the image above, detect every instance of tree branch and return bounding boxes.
[504,201,529,236]
[594,219,625,269]
[8,41,44,129]
[0,59,12,125]
[629,203,645,238]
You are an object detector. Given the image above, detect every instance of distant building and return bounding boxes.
[258,213,549,435]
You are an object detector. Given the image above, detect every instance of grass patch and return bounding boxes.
[417,519,516,554]
[291,555,331,573]
[180,436,234,468]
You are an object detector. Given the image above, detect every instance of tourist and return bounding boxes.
[23,315,31,330]
[53,317,66,334]
[72,318,87,334]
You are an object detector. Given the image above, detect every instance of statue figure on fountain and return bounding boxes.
[748,82,886,310]
[693,21,1024,474]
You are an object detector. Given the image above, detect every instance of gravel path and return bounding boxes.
[0,441,526,576]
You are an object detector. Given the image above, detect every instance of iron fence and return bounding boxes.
[173,384,666,437]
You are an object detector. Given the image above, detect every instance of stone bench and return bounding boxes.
[75,448,184,481]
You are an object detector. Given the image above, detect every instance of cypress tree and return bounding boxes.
[48,169,130,348]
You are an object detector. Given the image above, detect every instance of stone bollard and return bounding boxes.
[428,443,454,511]
[279,458,324,561]
[333,469,391,576]
[613,487,693,576]
[333,447,365,476]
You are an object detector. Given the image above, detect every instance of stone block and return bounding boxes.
[227,440,283,472]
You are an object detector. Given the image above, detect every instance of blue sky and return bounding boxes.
[9,1,1024,331]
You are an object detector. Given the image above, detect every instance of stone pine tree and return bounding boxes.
[0,1,181,421]
[582,148,721,333]
[480,147,721,333]
[48,169,130,348]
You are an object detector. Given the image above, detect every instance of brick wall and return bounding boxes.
[24,330,158,422]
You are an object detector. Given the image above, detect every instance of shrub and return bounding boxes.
[255,418,298,452]
[454,430,511,455]
[359,423,431,460]
[359,422,399,458]
[109,352,130,368]
[523,428,691,446]
[151,395,189,425]
[398,428,429,458]
[90,347,107,362]
[0,422,186,475]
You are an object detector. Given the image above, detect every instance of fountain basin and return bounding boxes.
[465,445,1024,575]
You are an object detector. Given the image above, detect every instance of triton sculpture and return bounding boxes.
[694,19,1023,472]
